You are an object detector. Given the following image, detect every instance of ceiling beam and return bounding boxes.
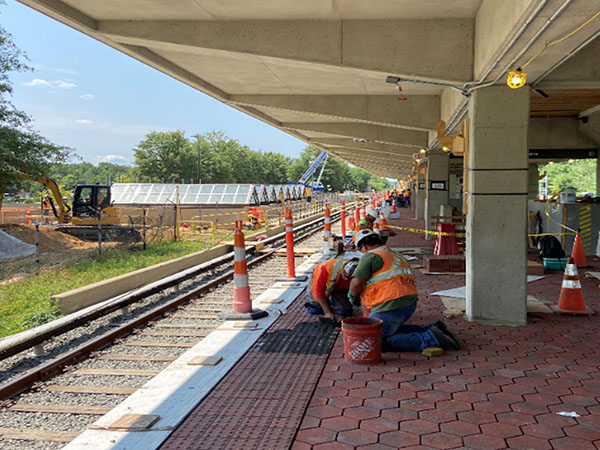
[230,95,440,131]
[282,122,428,147]
[99,19,474,83]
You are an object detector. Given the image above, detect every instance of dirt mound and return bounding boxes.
[0,224,93,252]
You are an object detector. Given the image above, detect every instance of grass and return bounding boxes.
[0,239,219,337]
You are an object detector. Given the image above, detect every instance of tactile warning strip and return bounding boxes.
[160,291,339,450]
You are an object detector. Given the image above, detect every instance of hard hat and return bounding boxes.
[343,260,359,278]
[355,229,378,247]
[367,208,378,218]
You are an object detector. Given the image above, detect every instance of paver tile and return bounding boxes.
[328,395,364,408]
[356,444,397,450]
[296,428,337,445]
[380,407,419,422]
[494,411,536,426]
[320,416,360,432]
[363,397,398,410]
[306,405,343,419]
[400,398,436,412]
[510,401,549,415]
[479,422,521,439]
[315,386,350,398]
[417,389,452,402]
[462,433,507,450]
[563,423,600,441]
[360,417,399,433]
[435,400,473,413]
[343,406,382,420]
[400,419,439,434]
[348,388,383,399]
[419,408,459,423]
[506,434,553,449]
[472,401,511,414]
[379,430,420,448]
[457,410,496,425]
[421,431,464,449]
[382,388,417,401]
[549,436,598,449]
[337,428,379,446]
[300,416,321,429]
[534,412,578,428]
[313,442,354,450]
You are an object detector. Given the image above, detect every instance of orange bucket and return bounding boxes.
[342,317,383,365]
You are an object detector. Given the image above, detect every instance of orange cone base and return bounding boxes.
[550,304,594,315]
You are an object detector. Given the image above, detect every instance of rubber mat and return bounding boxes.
[160,291,339,450]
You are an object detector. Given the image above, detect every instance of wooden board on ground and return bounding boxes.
[107,414,160,431]
[9,403,111,415]
[0,426,79,443]
[74,368,159,377]
[439,295,553,314]
[97,354,177,362]
[45,385,137,395]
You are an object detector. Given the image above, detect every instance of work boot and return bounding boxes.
[430,325,459,351]
[435,320,460,350]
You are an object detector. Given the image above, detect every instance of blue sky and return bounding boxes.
[2,1,307,166]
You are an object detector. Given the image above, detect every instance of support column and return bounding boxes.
[528,163,539,200]
[416,167,426,220]
[596,154,600,196]
[425,150,449,234]
[466,86,529,325]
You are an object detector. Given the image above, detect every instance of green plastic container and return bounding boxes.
[543,257,568,270]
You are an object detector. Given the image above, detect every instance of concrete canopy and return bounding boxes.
[18,0,600,179]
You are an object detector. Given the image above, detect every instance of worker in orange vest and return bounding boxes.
[348,230,460,352]
[306,258,359,321]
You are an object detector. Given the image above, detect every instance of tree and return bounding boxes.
[540,159,596,195]
[134,130,195,182]
[0,16,73,210]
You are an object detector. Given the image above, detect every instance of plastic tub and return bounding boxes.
[342,317,383,365]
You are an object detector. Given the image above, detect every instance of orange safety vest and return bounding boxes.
[311,258,345,300]
[360,247,418,309]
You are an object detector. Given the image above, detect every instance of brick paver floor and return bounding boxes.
[292,209,600,449]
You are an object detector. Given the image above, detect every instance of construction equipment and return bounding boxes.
[14,173,137,240]
[298,151,328,192]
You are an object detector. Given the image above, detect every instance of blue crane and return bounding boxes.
[298,151,328,191]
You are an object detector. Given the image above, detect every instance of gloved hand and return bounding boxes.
[348,291,361,306]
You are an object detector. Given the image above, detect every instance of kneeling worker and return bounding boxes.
[348,230,459,352]
[307,258,359,321]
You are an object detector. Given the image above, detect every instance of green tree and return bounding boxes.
[0,18,73,209]
[540,159,596,195]
[134,130,195,182]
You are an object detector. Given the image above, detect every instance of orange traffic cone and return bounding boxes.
[571,233,588,268]
[553,257,593,314]
[348,216,355,232]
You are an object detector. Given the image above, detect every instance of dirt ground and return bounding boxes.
[0,224,125,284]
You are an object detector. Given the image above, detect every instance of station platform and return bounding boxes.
[75,207,600,450]
[157,209,600,450]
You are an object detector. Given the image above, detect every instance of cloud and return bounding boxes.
[22,78,77,89]
[79,94,95,101]
[76,119,94,124]
[99,154,126,163]
[34,64,78,75]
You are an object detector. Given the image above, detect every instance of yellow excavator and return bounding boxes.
[16,173,137,240]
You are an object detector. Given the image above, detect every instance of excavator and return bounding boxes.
[15,173,137,240]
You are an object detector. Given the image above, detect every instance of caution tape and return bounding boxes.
[386,224,574,238]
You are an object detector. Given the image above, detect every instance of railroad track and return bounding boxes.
[0,214,341,449]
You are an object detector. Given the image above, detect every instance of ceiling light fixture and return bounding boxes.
[507,68,526,89]
[442,146,450,152]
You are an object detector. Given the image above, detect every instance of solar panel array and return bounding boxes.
[111,183,306,206]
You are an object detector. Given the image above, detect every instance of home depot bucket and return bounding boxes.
[342,317,383,365]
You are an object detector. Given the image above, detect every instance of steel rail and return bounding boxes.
[0,215,338,400]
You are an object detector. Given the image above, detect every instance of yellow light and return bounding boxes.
[548,161,555,165]
[568,159,575,163]
[507,68,526,89]
[442,146,450,152]
[419,148,427,154]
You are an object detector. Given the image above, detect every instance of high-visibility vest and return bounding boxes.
[360,247,418,309]
[310,258,345,300]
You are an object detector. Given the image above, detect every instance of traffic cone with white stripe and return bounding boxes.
[571,233,589,268]
[323,203,331,252]
[341,200,346,237]
[224,220,268,320]
[553,257,593,315]
[285,208,296,278]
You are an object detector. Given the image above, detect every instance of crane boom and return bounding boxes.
[298,151,328,185]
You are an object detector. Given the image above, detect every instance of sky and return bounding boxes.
[1,1,307,166]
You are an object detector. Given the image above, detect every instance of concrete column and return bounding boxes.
[425,150,449,233]
[416,168,426,220]
[528,164,539,200]
[466,86,529,326]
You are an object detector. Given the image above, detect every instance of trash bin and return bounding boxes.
[342,317,383,365]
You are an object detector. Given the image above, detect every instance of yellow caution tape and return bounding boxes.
[386,224,465,237]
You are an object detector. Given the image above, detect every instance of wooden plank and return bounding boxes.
[122,341,195,348]
[151,323,215,329]
[9,403,111,415]
[171,314,219,320]
[107,414,160,431]
[74,368,159,377]
[142,331,209,337]
[0,426,79,443]
[45,385,137,395]
[97,354,177,362]
[187,355,223,366]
